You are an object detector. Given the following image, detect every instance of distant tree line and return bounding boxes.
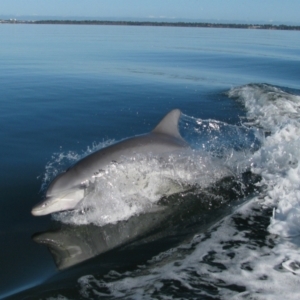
[1,19,300,30]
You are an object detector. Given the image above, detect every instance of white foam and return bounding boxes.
[228,84,300,238]
[76,201,300,299]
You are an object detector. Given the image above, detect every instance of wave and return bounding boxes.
[72,83,300,300]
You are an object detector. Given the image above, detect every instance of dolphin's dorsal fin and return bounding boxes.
[152,109,184,140]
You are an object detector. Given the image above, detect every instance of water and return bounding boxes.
[1,24,300,299]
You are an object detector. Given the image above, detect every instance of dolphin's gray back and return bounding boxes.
[78,131,187,169]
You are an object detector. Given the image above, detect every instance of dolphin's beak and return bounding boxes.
[31,196,61,216]
[31,189,85,216]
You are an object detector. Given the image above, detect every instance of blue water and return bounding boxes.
[1,24,300,299]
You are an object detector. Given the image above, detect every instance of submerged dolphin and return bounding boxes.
[31,109,189,216]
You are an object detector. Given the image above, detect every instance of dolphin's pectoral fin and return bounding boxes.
[152,109,184,140]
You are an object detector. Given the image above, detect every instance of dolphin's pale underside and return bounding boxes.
[31,109,189,216]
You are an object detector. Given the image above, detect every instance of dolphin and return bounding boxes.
[31,109,189,216]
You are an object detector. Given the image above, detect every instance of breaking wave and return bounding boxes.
[228,83,300,238]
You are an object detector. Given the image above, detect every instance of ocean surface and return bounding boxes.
[1,24,300,299]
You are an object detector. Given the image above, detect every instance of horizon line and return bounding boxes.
[1,19,300,30]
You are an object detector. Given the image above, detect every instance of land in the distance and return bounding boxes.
[1,19,300,31]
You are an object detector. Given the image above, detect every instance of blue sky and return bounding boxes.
[1,0,300,24]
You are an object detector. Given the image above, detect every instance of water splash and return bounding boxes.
[39,115,260,226]
[52,152,234,226]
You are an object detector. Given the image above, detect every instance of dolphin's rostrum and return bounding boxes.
[31,109,189,216]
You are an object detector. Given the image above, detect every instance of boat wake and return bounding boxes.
[31,83,300,299]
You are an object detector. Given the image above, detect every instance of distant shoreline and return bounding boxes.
[1,19,300,31]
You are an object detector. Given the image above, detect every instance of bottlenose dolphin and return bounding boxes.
[31,109,189,216]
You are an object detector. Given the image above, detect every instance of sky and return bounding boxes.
[1,0,300,24]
